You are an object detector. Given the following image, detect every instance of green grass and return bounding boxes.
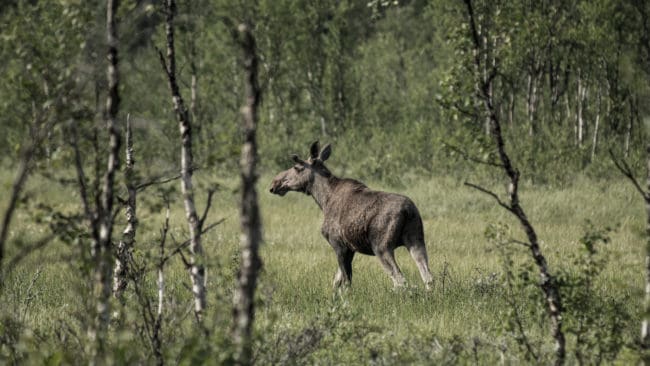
[0,169,646,364]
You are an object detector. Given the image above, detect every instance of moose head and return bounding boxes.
[269,141,332,196]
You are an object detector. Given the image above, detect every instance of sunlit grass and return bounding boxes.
[0,169,645,362]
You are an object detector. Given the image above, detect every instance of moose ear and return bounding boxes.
[309,141,320,159]
[319,143,332,162]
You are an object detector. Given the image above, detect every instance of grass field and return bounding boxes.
[0,168,646,364]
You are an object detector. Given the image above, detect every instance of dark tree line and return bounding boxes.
[4,1,648,186]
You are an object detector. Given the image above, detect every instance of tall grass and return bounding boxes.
[0,169,645,363]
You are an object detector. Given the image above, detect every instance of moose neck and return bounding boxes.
[307,173,335,211]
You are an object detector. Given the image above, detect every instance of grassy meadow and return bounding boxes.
[0,166,646,364]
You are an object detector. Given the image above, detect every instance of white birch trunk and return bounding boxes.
[591,89,601,162]
[113,114,136,299]
[483,33,491,137]
[159,0,206,320]
[564,92,572,132]
[576,69,585,147]
[90,0,121,358]
[527,71,539,137]
[624,96,635,158]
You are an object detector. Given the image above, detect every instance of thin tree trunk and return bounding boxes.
[307,63,327,137]
[463,1,565,364]
[551,62,570,125]
[0,94,58,279]
[158,0,206,321]
[190,51,200,144]
[0,144,34,285]
[471,21,484,135]
[591,89,601,162]
[612,146,650,351]
[643,145,650,349]
[334,35,347,128]
[153,205,169,366]
[549,61,556,109]
[232,22,263,366]
[483,33,491,136]
[320,116,327,137]
[625,95,635,158]
[576,69,586,147]
[527,70,539,137]
[507,90,515,127]
[564,92,572,132]
[90,0,121,356]
[630,2,650,350]
[154,259,164,366]
[191,71,198,137]
[113,114,136,299]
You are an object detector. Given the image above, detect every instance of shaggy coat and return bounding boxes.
[270,142,433,289]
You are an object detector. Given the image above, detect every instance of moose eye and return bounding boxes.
[293,165,304,172]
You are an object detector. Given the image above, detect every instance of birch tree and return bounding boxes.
[157,0,206,321]
[86,0,122,356]
[113,115,136,299]
[632,0,650,350]
[609,148,650,352]
[461,0,566,364]
[232,21,263,365]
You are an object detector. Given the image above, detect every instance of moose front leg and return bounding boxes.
[332,246,354,288]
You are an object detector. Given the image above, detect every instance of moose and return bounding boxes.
[270,141,434,290]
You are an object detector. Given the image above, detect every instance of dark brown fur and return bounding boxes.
[270,142,433,289]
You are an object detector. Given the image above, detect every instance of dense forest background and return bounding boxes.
[3,0,650,364]
[3,0,649,183]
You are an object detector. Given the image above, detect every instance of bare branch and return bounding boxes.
[445,143,504,168]
[115,196,127,205]
[509,239,532,248]
[155,46,171,79]
[136,173,182,192]
[2,234,55,279]
[163,218,225,264]
[0,93,61,277]
[464,181,512,211]
[609,149,647,200]
[199,188,216,231]
[178,250,191,269]
[159,202,171,261]
[0,144,35,272]
[463,0,482,57]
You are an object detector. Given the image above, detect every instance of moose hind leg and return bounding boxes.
[333,248,354,288]
[377,249,406,288]
[407,243,434,290]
